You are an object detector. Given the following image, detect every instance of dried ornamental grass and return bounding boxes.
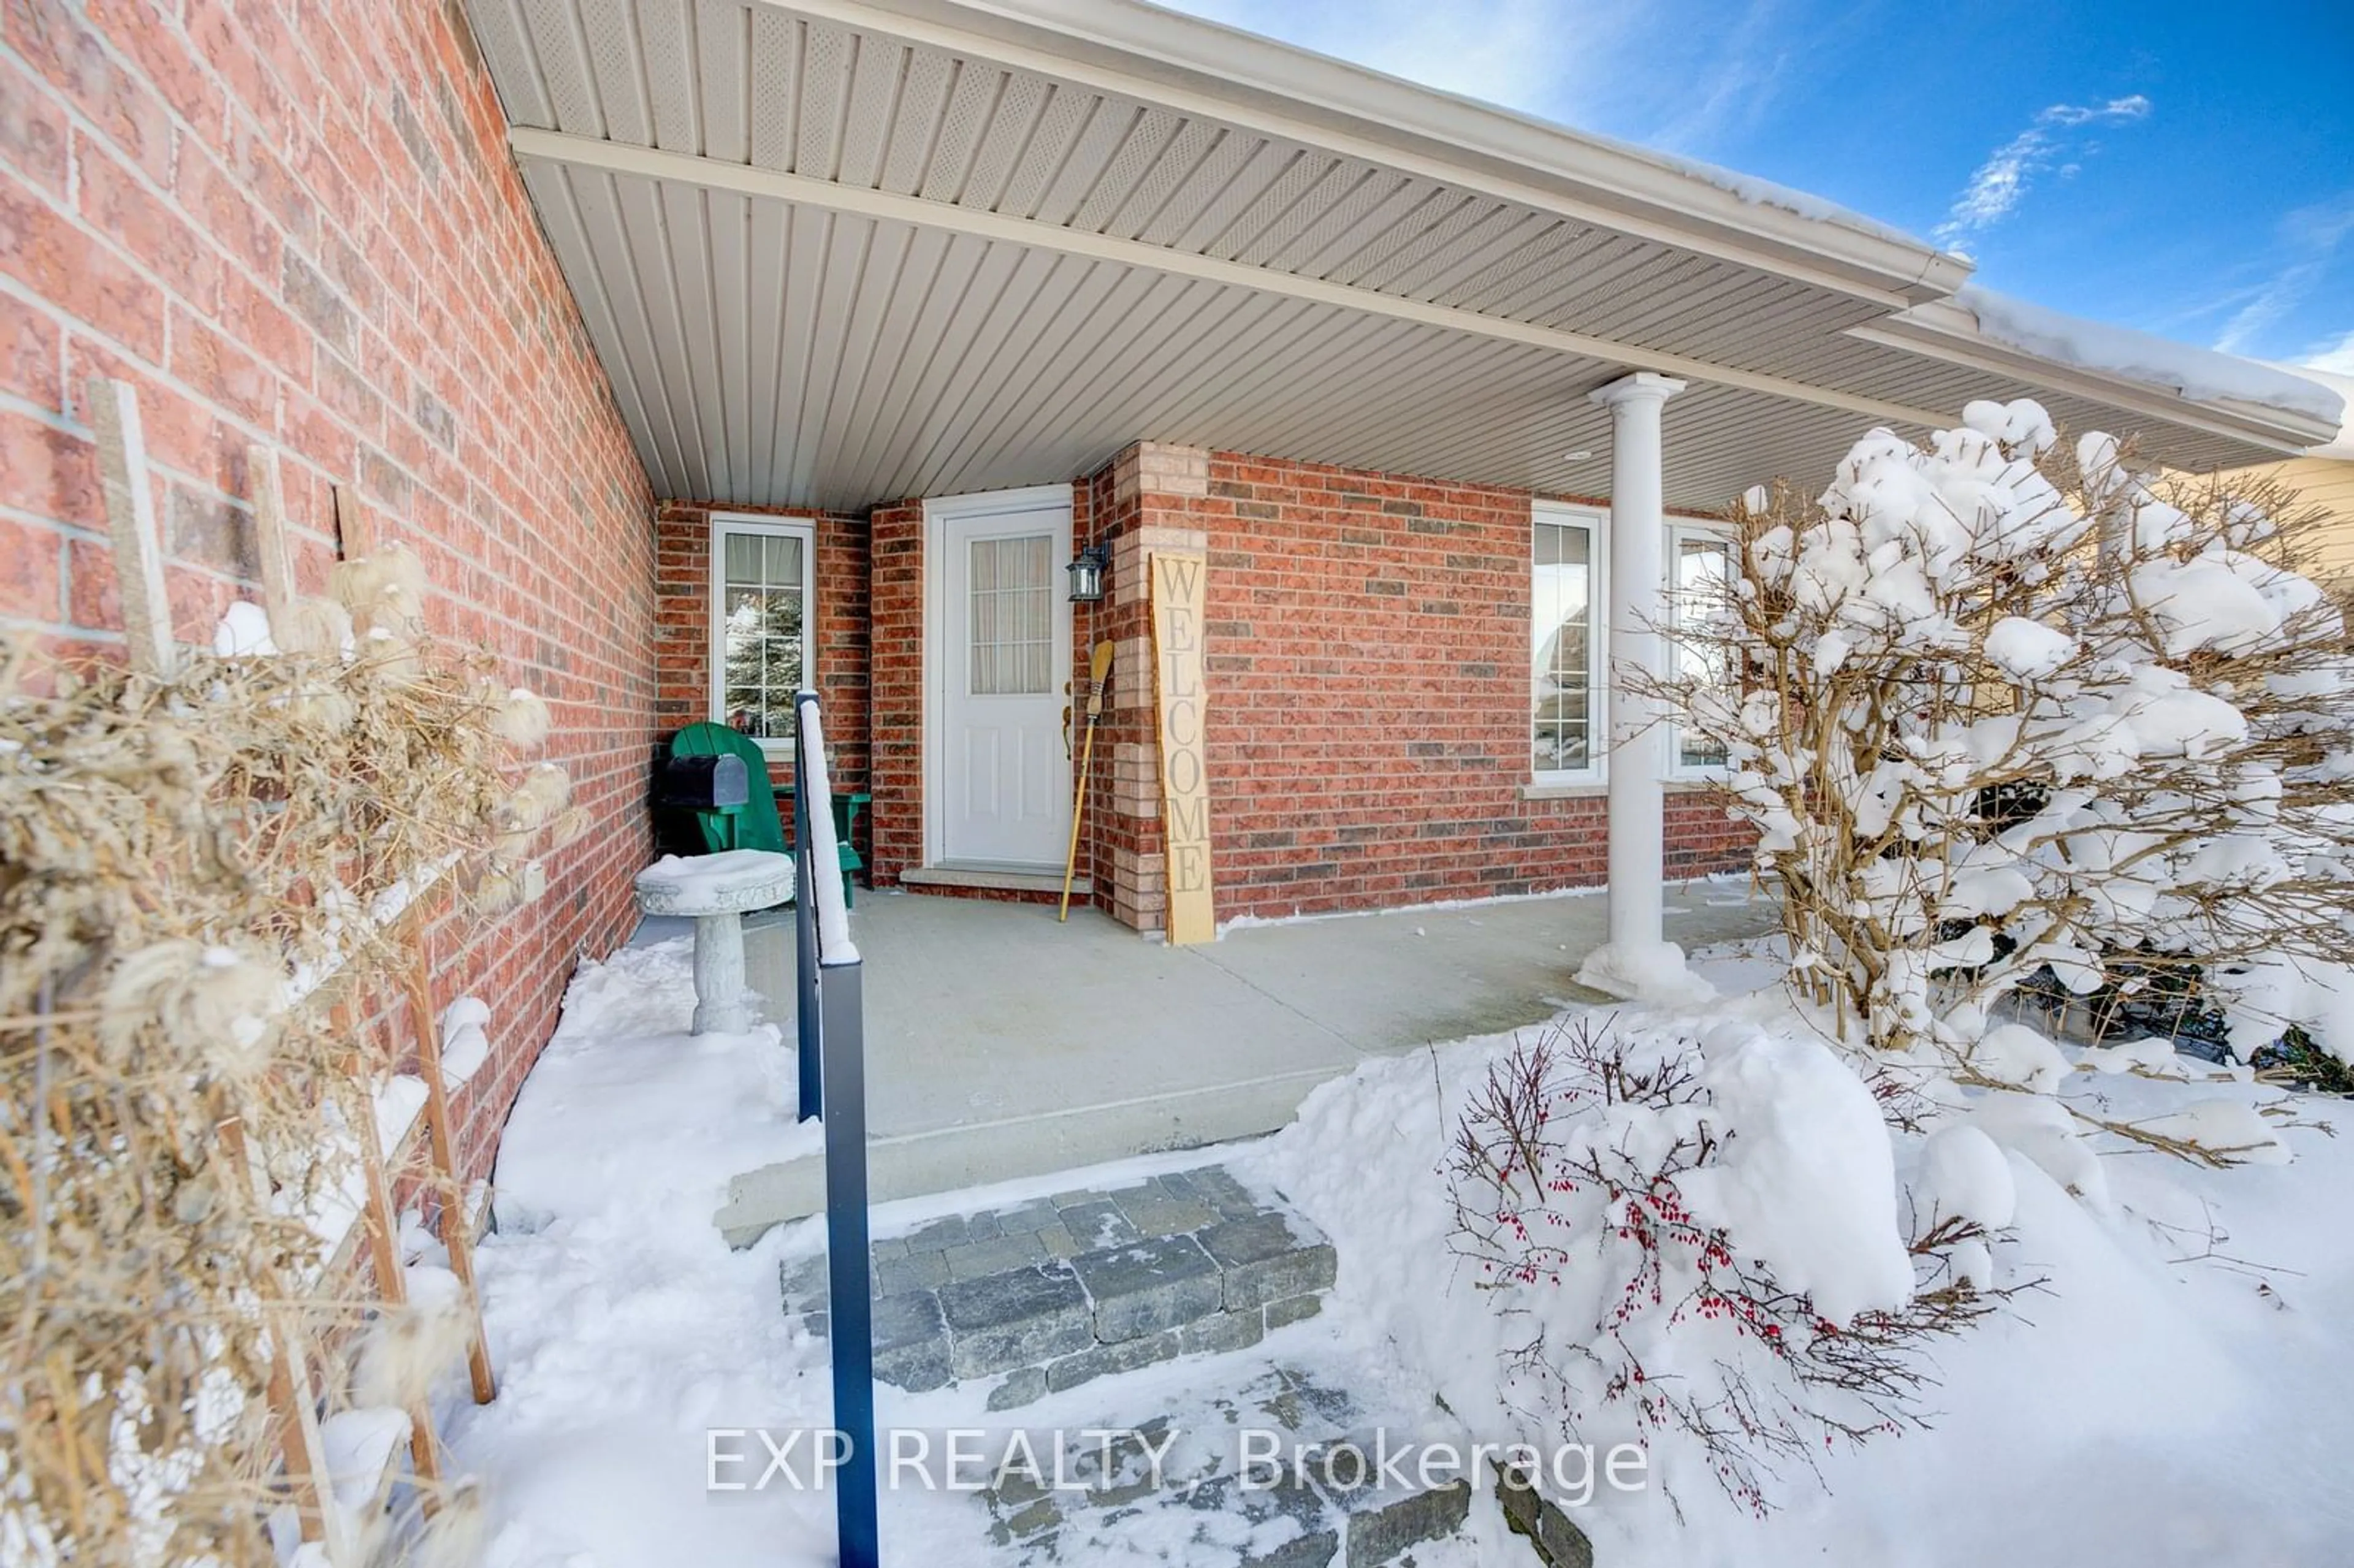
[1,555,569,1566]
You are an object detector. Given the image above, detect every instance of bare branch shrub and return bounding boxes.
[1641,402,2354,1082]
[1448,1019,2025,1513]
[2,561,569,1565]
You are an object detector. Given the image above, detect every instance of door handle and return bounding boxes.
[1062,704,1073,757]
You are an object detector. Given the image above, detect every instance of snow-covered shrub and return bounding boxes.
[1654,401,2354,1100]
[1448,1018,2017,1512]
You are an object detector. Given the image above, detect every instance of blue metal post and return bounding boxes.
[819,957,877,1567]
[793,728,822,1123]
[795,693,878,1568]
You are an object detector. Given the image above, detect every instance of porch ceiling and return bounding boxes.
[467,0,2331,512]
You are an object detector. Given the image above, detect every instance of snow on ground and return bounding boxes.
[443,938,842,1565]
[443,937,1463,1566]
[1249,963,2354,1566]
[486,937,820,1228]
[452,934,2354,1566]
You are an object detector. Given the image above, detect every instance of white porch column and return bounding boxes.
[1578,371,1705,1002]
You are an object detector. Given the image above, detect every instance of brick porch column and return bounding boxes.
[866,500,926,884]
[1095,443,1211,935]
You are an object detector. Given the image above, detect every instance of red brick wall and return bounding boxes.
[652,502,869,807]
[867,498,925,880]
[1187,449,1744,921]
[1,0,655,1176]
[1072,470,1124,911]
[855,449,1748,926]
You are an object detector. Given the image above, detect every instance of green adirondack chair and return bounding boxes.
[666,722,866,904]
[669,721,788,854]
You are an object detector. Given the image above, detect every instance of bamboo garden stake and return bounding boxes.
[88,378,174,677]
[1060,641,1116,921]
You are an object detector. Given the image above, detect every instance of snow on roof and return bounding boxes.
[1379,77,1941,256]
[1958,286,2347,427]
[958,0,1962,289]
[2274,365,2354,459]
[1625,137,1938,253]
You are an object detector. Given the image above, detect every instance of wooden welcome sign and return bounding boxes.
[1149,550,1215,944]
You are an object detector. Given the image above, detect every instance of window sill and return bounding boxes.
[1520,781,1606,801]
[704,727,793,753]
[1520,777,1732,801]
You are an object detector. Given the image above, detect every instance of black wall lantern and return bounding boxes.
[1066,542,1111,603]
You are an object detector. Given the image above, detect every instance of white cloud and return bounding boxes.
[2037,96,2152,129]
[1167,0,1634,118]
[2212,198,2354,356]
[1157,0,1794,160]
[1641,1,1792,154]
[1935,94,2150,249]
[2304,327,2354,377]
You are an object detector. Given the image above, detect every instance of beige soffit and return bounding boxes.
[473,0,1941,401]
[509,128,1954,431]
[747,0,1971,306]
[468,0,2329,508]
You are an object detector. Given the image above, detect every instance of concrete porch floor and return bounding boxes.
[631,883,1774,1243]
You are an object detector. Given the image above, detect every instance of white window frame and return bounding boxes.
[708,512,818,756]
[1666,519,1738,783]
[1531,500,1609,786]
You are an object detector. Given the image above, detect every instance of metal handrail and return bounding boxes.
[791,690,879,1568]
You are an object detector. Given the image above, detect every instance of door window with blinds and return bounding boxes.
[1532,506,1603,782]
[710,516,815,744]
[967,533,1054,696]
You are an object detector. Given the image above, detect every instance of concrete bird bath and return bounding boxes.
[634,850,795,1034]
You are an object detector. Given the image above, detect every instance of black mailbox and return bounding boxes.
[660,752,750,810]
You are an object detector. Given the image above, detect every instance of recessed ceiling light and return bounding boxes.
[1562,449,1594,462]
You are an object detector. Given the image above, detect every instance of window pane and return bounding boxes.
[1672,535,1734,769]
[716,527,810,739]
[969,533,1053,696]
[1533,520,1594,774]
[766,590,803,645]
[774,533,806,584]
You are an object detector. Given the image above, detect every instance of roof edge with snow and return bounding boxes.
[807,0,1975,305]
[1848,292,2344,452]
[835,0,2337,451]
[2265,365,2354,460]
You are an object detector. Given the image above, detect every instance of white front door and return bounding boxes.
[930,489,1074,870]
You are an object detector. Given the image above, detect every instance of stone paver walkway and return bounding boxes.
[976,1364,1475,1568]
[782,1164,1336,1412]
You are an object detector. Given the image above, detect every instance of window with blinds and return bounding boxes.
[967,533,1054,696]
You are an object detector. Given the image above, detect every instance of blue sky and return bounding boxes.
[1164,0,2354,372]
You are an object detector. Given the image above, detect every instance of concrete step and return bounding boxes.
[718,1068,1344,1247]
[780,1164,1335,1410]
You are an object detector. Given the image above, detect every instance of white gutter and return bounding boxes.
[2281,366,2354,460]
[1851,300,2342,456]
[756,0,1973,309]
